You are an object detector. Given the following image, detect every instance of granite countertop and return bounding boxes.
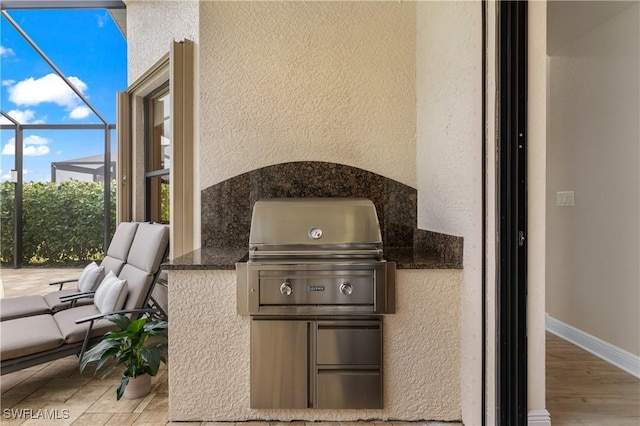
[384,247,462,269]
[164,248,247,270]
[165,246,462,270]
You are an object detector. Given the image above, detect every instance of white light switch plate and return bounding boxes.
[557,191,575,207]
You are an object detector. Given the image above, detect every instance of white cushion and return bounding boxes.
[77,262,105,293]
[93,272,128,314]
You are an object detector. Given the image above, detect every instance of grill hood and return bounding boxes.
[248,198,383,259]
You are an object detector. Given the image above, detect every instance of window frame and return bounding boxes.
[117,39,195,259]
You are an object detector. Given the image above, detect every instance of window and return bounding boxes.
[118,39,195,258]
[145,86,170,223]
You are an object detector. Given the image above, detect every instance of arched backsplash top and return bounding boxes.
[201,161,462,265]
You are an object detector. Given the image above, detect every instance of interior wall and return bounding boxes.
[416,2,482,425]
[197,1,416,189]
[546,2,640,355]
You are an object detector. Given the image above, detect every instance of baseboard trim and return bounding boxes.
[528,409,551,426]
[546,316,640,378]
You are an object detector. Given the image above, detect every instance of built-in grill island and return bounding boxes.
[236,198,396,409]
[166,162,464,422]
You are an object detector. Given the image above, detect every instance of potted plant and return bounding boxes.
[80,314,168,400]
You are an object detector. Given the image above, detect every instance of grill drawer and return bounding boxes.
[316,369,382,409]
[317,322,381,365]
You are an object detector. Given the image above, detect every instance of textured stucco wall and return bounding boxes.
[198,1,416,189]
[416,3,482,425]
[126,0,199,84]
[168,269,461,422]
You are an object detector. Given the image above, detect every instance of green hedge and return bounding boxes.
[0,180,116,266]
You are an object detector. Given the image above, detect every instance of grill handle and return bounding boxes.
[249,249,383,259]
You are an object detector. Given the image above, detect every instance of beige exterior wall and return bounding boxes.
[197,1,417,188]
[168,269,461,422]
[546,3,640,356]
[416,2,483,425]
[125,0,199,84]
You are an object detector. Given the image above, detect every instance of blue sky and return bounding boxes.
[0,8,126,182]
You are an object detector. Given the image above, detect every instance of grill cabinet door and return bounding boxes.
[250,319,309,408]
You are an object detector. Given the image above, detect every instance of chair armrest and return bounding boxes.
[58,292,95,302]
[49,279,78,291]
[74,308,160,325]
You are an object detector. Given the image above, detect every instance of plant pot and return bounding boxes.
[123,373,152,399]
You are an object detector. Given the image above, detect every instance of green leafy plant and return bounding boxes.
[79,314,168,400]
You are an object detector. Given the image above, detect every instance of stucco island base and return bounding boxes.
[168,269,461,422]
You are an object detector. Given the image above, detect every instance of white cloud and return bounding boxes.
[6,73,91,120]
[2,135,51,156]
[70,106,91,119]
[24,145,50,156]
[24,135,49,146]
[0,45,15,57]
[0,109,45,125]
[2,142,15,156]
[2,80,16,86]
[3,109,45,125]
[2,141,16,155]
[8,73,87,107]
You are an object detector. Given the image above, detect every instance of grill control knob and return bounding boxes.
[340,282,353,296]
[280,282,293,296]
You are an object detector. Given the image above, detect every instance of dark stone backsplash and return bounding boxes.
[201,161,462,266]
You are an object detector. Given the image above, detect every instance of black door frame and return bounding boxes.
[496,1,528,425]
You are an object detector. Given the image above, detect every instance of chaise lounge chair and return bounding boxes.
[0,222,169,375]
[0,222,139,321]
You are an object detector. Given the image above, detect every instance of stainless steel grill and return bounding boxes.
[236,197,395,316]
[236,198,395,409]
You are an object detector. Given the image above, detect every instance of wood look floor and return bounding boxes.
[546,332,640,425]
[2,268,639,425]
